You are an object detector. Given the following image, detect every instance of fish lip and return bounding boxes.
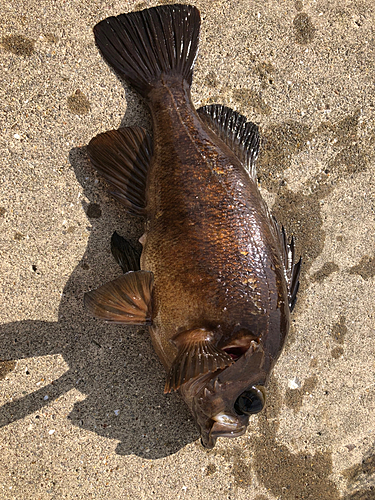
[200,433,216,449]
[200,421,247,449]
[200,412,248,448]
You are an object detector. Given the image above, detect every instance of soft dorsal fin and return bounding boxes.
[197,104,260,179]
[84,270,153,324]
[87,126,153,216]
[164,328,234,393]
[272,216,302,312]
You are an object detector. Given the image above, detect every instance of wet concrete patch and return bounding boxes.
[233,89,271,116]
[1,34,35,56]
[258,121,312,192]
[272,188,324,274]
[257,109,369,282]
[331,316,347,345]
[67,90,91,115]
[312,262,340,283]
[253,377,340,500]
[319,111,368,177]
[293,13,316,45]
[285,375,318,413]
[0,360,16,380]
[328,144,367,176]
[349,255,375,280]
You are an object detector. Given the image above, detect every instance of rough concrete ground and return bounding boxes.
[1,0,374,498]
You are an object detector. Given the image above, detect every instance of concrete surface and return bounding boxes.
[1,0,374,498]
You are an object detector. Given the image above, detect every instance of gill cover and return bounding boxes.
[164,328,234,393]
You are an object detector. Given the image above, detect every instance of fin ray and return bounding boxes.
[272,216,302,312]
[110,231,141,273]
[87,126,152,216]
[197,104,260,179]
[164,329,234,393]
[84,270,153,324]
[93,4,201,97]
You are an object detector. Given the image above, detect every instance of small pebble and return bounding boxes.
[288,377,301,390]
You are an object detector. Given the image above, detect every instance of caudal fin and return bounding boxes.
[93,4,200,97]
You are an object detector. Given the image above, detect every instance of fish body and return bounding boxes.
[85,4,301,448]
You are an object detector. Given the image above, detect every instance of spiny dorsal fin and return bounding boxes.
[111,231,141,273]
[164,328,234,393]
[272,216,302,312]
[197,104,260,179]
[84,270,153,324]
[87,126,152,216]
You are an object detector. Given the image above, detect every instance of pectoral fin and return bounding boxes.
[84,270,153,325]
[164,328,234,393]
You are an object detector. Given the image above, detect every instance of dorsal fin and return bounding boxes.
[87,126,153,216]
[272,216,302,312]
[197,104,260,179]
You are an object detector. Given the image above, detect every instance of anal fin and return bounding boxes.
[164,328,234,393]
[84,270,153,324]
[272,216,302,312]
[87,127,153,216]
[111,231,141,273]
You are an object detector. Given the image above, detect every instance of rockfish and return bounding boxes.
[84,3,301,448]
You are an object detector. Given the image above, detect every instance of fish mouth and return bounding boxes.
[201,412,247,449]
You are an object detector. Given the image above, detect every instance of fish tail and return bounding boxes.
[93,4,200,97]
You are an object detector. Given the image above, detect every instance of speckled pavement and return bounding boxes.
[1,1,375,499]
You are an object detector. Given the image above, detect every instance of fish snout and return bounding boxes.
[200,411,248,449]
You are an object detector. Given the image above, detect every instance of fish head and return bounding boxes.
[179,339,268,448]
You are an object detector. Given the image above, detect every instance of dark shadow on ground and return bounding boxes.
[0,110,199,457]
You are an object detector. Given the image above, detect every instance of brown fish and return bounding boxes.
[84,4,301,448]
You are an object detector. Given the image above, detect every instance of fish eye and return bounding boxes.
[234,386,265,415]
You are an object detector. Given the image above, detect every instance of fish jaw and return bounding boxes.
[179,341,268,448]
[201,411,249,449]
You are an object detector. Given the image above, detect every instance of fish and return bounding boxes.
[84,3,301,449]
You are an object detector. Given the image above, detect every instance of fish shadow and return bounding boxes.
[0,94,199,457]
